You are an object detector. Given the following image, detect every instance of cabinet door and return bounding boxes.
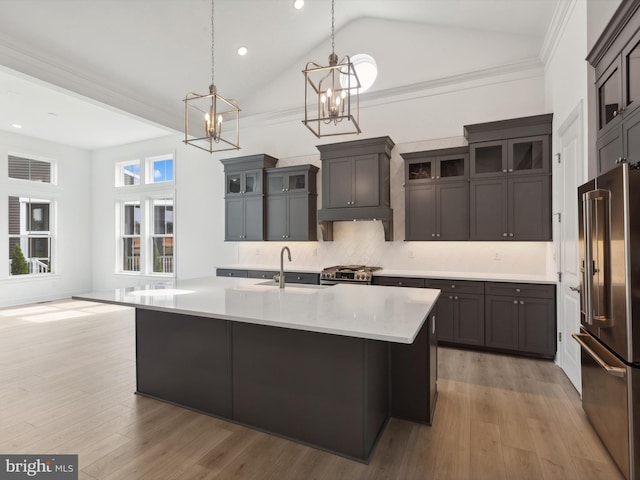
[518,297,556,356]
[406,158,436,183]
[266,195,287,240]
[509,175,551,240]
[623,107,640,165]
[435,296,454,343]
[325,158,352,208]
[470,140,507,178]
[597,59,623,134]
[508,135,549,175]
[353,155,380,207]
[226,172,243,195]
[267,172,286,194]
[243,170,262,194]
[287,193,311,240]
[597,126,624,174]
[485,296,519,351]
[437,182,469,240]
[225,196,245,240]
[438,154,468,182]
[243,196,264,241]
[623,31,640,116]
[287,172,308,192]
[455,293,484,346]
[470,178,507,240]
[405,185,436,240]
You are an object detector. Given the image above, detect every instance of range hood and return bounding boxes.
[316,136,395,241]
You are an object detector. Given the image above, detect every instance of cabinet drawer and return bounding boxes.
[247,270,278,280]
[373,276,424,288]
[285,272,320,285]
[424,279,484,295]
[217,268,248,278]
[485,282,554,299]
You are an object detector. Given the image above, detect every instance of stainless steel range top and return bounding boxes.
[320,265,381,285]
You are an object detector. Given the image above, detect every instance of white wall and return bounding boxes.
[0,130,91,307]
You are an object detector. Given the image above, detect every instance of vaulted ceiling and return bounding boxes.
[0,0,559,150]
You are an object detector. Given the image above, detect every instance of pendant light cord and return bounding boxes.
[211,0,215,87]
[331,0,335,55]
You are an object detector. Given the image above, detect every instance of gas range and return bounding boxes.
[320,265,381,285]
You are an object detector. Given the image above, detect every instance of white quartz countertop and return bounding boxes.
[216,265,557,284]
[73,277,440,344]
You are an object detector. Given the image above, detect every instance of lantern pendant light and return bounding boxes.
[302,0,361,138]
[184,0,240,153]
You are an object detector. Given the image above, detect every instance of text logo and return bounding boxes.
[0,455,77,480]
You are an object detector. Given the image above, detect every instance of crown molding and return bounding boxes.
[242,58,544,127]
[539,0,576,68]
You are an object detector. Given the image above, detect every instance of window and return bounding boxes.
[8,196,52,275]
[152,199,173,273]
[149,156,174,184]
[117,160,141,187]
[8,155,53,183]
[122,201,141,272]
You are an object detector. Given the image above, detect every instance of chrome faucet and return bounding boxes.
[278,246,291,289]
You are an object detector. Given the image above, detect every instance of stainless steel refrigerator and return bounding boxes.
[574,162,640,480]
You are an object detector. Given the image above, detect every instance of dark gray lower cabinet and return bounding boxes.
[485,282,556,358]
[220,269,320,285]
[425,280,484,347]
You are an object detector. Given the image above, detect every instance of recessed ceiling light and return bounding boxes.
[293,0,304,9]
[237,46,248,56]
[11,124,22,129]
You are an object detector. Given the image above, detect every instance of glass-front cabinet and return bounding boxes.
[624,32,640,115]
[403,148,468,184]
[226,169,261,196]
[470,136,549,178]
[597,60,623,132]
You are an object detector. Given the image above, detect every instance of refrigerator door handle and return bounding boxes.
[583,189,611,326]
[572,333,626,378]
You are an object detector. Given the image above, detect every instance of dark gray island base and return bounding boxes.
[135,308,437,463]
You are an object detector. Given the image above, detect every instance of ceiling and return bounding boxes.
[0,0,559,151]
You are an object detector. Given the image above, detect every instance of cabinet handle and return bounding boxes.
[616,157,627,164]
[262,274,267,278]
[436,176,440,179]
[451,285,455,289]
[431,176,435,180]
[297,276,302,280]
[398,282,403,286]
[513,300,518,304]
[228,272,233,276]
[436,233,441,237]
[282,235,286,238]
[502,169,507,173]
[503,233,508,237]
[509,233,514,237]
[508,168,513,172]
[516,288,521,293]
[282,188,285,192]
[449,295,453,299]
[431,233,436,237]
[454,296,458,300]
[520,301,524,305]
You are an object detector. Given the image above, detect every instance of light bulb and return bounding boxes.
[326,88,332,98]
[335,96,341,106]
[341,90,347,99]
[320,94,326,103]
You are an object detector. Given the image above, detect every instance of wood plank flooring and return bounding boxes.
[0,299,624,479]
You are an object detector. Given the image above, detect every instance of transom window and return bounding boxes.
[8,155,53,183]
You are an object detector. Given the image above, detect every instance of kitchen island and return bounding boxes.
[74,277,439,462]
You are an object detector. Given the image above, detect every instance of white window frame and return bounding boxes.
[149,197,174,274]
[8,153,57,185]
[8,196,54,276]
[116,160,141,187]
[120,200,141,273]
[146,155,175,185]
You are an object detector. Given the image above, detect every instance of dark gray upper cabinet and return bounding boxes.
[587,1,640,173]
[317,137,395,241]
[465,114,552,241]
[265,165,318,241]
[221,154,278,241]
[402,147,469,241]
[469,135,550,178]
[470,174,551,241]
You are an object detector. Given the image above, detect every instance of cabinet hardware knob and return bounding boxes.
[454,296,458,300]
[508,168,513,172]
[509,233,514,237]
[282,188,285,192]
[451,285,455,288]
[431,234,436,237]
[502,169,507,173]
[516,288,521,293]
[520,301,524,305]
[229,273,232,276]
[436,233,441,237]
[283,235,286,238]
[297,276,302,280]
[570,285,581,292]
[613,110,619,117]
[398,282,403,286]
[513,300,518,304]
[503,233,508,237]
[436,176,440,179]
[449,296,453,299]
[431,176,435,180]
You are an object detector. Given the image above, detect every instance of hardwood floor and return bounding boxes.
[0,299,624,480]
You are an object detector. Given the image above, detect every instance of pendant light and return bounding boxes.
[184,0,240,153]
[302,0,361,138]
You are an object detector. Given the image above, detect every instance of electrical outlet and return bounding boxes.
[493,252,501,261]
